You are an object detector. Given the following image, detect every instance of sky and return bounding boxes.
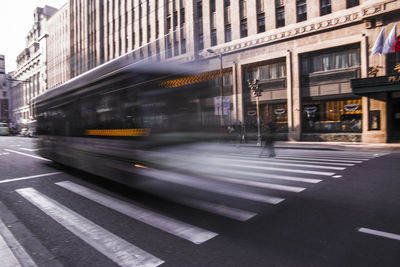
[0,0,67,72]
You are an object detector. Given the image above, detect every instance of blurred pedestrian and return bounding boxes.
[259,118,276,158]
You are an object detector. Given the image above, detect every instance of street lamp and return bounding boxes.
[248,79,262,146]
[207,48,224,126]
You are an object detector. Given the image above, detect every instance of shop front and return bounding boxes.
[351,75,400,143]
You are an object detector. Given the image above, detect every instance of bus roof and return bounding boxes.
[35,56,203,104]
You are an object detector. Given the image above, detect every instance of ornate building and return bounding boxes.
[10,6,57,125]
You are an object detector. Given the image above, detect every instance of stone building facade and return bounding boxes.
[40,0,400,142]
[10,6,57,125]
[47,4,71,89]
[0,55,10,122]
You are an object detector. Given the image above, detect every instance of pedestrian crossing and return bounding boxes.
[9,146,386,266]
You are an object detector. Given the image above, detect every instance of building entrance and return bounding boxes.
[390,97,400,142]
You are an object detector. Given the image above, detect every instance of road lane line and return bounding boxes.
[0,217,37,267]
[20,148,39,152]
[137,168,285,204]
[16,188,164,267]
[0,172,62,184]
[56,181,218,244]
[358,227,400,241]
[4,149,50,162]
[278,155,371,161]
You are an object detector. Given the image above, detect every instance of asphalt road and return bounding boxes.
[0,136,399,267]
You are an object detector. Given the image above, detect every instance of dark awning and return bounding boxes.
[351,76,400,95]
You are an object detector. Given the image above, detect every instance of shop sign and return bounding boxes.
[304,106,318,113]
[247,110,257,117]
[388,76,400,83]
[274,108,286,115]
[344,104,359,112]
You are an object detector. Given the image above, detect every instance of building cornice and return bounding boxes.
[204,0,399,57]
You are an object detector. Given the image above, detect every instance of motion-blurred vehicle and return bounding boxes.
[0,123,9,136]
[34,56,222,186]
[20,128,29,137]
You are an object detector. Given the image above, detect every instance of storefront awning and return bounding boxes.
[351,76,400,95]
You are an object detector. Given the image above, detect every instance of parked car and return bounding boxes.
[20,128,29,137]
[0,123,9,136]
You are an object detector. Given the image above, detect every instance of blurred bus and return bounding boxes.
[0,122,9,136]
[34,58,221,185]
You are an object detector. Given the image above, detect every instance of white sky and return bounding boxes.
[0,0,67,72]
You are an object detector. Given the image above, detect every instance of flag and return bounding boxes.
[382,24,397,54]
[395,35,400,52]
[371,28,385,55]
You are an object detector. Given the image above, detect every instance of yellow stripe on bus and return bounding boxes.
[85,129,151,136]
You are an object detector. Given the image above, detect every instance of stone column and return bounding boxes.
[247,0,257,36]
[289,51,302,141]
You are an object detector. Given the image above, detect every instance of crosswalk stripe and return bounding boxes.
[16,188,164,267]
[278,155,372,161]
[0,172,62,184]
[56,181,218,244]
[358,227,400,241]
[214,157,346,171]
[4,149,50,162]
[136,168,285,205]
[275,156,363,163]
[227,154,356,166]
[199,168,322,184]
[217,162,335,176]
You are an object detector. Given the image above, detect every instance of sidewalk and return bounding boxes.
[274,141,400,152]
[235,141,400,152]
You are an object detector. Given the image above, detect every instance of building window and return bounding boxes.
[173,11,178,28]
[347,0,359,8]
[256,0,264,13]
[276,6,285,28]
[167,42,172,58]
[257,13,265,33]
[180,8,185,24]
[240,0,247,19]
[240,19,247,38]
[224,0,230,7]
[198,34,204,50]
[297,0,307,22]
[211,29,217,46]
[147,25,151,42]
[301,48,361,73]
[197,1,202,18]
[302,99,362,133]
[174,41,179,56]
[2,91,6,97]
[167,16,171,30]
[320,0,331,15]
[225,24,232,42]
[181,39,186,53]
[139,28,143,44]
[210,0,216,13]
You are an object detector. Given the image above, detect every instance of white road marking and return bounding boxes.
[56,181,218,244]
[358,227,400,241]
[0,217,37,267]
[4,149,50,161]
[332,175,343,179]
[0,152,10,155]
[20,148,39,152]
[16,188,164,267]
[137,168,285,204]
[219,162,335,176]
[275,156,363,164]
[0,172,62,184]
[216,157,346,170]
[199,174,306,193]
[230,156,355,166]
[177,198,257,221]
[279,155,372,161]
